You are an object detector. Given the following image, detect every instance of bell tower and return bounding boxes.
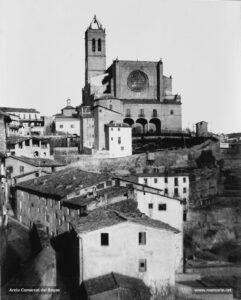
[85,15,106,84]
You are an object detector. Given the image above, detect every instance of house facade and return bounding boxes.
[71,205,178,296]
[7,136,50,158]
[54,99,80,136]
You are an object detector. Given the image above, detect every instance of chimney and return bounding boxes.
[67,98,71,106]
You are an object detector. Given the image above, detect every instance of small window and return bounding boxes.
[139,232,146,245]
[101,233,109,246]
[183,177,186,183]
[98,38,101,51]
[153,109,157,117]
[126,108,131,116]
[174,178,178,186]
[148,203,153,209]
[25,140,30,146]
[92,38,96,52]
[29,114,31,119]
[35,172,39,177]
[71,124,74,128]
[106,180,112,186]
[144,178,148,185]
[164,177,168,183]
[60,125,63,129]
[158,204,167,211]
[121,146,124,150]
[170,110,174,115]
[118,137,121,144]
[109,104,112,110]
[111,137,113,141]
[20,166,24,173]
[174,188,179,197]
[118,128,120,131]
[111,128,113,131]
[140,109,144,116]
[164,188,168,195]
[183,187,187,193]
[97,183,105,189]
[46,215,50,222]
[183,210,187,222]
[154,178,158,183]
[139,259,147,272]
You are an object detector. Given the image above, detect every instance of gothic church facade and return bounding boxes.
[80,16,182,152]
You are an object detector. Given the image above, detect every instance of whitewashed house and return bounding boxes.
[104,123,132,157]
[71,204,179,297]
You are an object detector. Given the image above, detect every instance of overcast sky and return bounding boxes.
[0,0,240,134]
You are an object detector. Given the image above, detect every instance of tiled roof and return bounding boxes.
[71,199,179,234]
[83,272,150,298]
[0,107,40,113]
[63,186,129,209]
[16,168,111,199]
[8,156,64,167]
[135,172,189,177]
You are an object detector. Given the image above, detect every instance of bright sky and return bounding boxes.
[0,0,240,134]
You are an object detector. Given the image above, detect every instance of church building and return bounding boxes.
[79,16,182,153]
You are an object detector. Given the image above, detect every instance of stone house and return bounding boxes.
[15,168,115,236]
[70,201,179,297]
[7,136,50,158]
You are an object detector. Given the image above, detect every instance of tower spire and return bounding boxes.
[89,15,103,30]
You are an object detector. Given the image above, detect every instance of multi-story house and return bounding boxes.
[0,107,44,136]
[117,176,184,274]
[70,201,179,298]
[15,168,113,235]
[7,136,50,158]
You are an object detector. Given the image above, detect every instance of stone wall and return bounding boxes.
[54,140,220,174]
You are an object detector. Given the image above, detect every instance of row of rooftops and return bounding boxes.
[16,166,190,199]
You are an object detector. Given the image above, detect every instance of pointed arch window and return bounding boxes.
[98,38,101,51]
[92,39,96,52]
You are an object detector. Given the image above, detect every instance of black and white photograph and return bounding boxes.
[0,0,241,299]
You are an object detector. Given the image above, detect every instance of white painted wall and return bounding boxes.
[55,118,80,135]
[79,222,176,294]
[107,126,132,158]
[135,190,183,273]
[138,175,189,206]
